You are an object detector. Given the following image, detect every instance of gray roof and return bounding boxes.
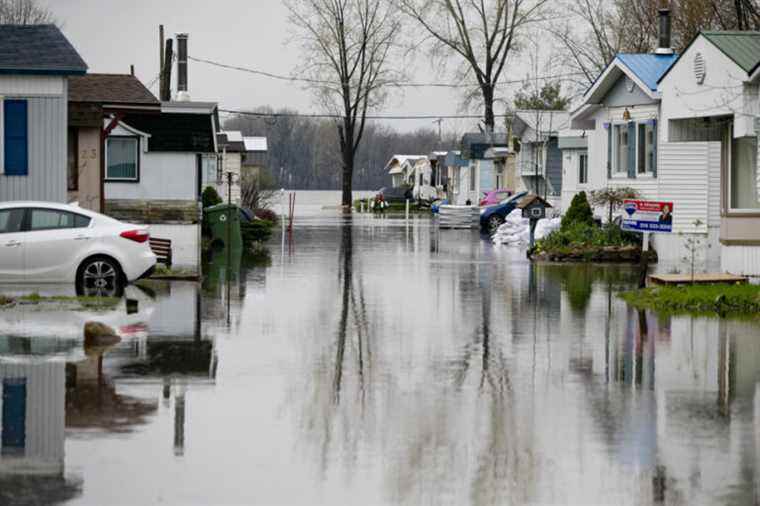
[512,110,569,138]
[0,25,87,75]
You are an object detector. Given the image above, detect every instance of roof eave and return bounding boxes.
[0,68,87,76]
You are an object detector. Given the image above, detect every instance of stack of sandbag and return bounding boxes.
[438,205,479,229]
[492,210,561,245]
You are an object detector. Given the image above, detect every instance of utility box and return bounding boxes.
[518,194,552,220]
[204,204,242,250]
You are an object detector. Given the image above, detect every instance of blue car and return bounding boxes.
[480,191,528,233]
[431,199,448,214]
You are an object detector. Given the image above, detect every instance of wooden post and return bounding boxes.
[159,25,164,93]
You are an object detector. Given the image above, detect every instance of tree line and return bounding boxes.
[223,108,456,190]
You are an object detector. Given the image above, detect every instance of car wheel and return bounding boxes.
[76,256,124,298]
[488,215,505,234]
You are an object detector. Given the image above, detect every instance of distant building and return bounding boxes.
[384,155,425,188]
[241,136,268,182]
[0,25,87,203]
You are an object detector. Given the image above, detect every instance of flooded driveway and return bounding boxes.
[1,212,760,505]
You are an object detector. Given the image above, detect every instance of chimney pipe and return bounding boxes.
[176,33,190,102]
[656,9,674,55]
[130,64,134,76]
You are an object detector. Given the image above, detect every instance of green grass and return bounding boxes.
[620,283,760,315]
[0,293,119,310]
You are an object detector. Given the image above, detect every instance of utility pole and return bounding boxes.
[159,25,164,93]
[433,118,443,145]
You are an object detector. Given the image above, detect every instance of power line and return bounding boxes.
[189,55,586,89]
[219,108,487,120]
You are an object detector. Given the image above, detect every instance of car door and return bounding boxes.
[22,208,92,283]
[0,208,27,281]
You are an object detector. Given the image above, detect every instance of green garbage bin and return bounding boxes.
[205,204,243,250]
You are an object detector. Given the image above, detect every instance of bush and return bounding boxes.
[242,220,274,246]
[536,222,638,253]
[253,208,278,222]
[561,192,594,231]
[202,186,223,209]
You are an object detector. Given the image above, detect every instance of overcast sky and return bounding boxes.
[44,0,532,134]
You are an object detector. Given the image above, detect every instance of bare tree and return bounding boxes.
[397,0,551,131]
[286,0,399,207]
[0,0,57,24]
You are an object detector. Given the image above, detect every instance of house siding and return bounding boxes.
[105,151,198,201]
[0,94,67,203]
[545,138,562,195]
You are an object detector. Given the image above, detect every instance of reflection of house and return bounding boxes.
[0,360,65,476]
[68,73,161,212]
[0,25,87,203]
[512,110,569,203]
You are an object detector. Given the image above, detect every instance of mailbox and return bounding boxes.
[517,194,552,220]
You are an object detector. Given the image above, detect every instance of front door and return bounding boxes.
[1,377,27,455]
[0,208,26,281]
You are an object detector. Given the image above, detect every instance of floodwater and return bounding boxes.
[2,200,760,505]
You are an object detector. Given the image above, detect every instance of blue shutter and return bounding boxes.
[606,125,612,179]
[4,100,28,176]
[627,121,636,179]
[651,119,658,178]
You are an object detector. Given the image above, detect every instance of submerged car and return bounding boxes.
[480,191,528,233]
[479,189,513,207]
[0,202,156,296]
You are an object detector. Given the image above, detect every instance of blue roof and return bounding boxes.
[616,53,678,91]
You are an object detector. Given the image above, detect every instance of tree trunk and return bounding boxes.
[482,84,495,132]
[339,122,354,208]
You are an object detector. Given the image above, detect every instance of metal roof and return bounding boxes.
[244,137,267,152]
[0,24,87,75]
[616,54,678,91]
[701,31,760,74]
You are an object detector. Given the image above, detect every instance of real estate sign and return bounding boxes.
[621,200,674,233]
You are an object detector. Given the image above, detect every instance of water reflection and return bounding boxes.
[0,218,759,505]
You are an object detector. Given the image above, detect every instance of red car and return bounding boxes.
[479,189,513,207]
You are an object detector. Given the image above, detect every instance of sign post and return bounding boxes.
[621,199,674,287]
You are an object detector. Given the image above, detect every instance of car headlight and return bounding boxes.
[480,208,487,215]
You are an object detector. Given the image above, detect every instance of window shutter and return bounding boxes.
[606,125,612,179]
[627,121,636,179]
[4,100,28,176]
[652,119,658,178]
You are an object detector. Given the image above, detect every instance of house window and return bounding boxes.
[637,123,655,175]
[3,100,28,176]
[614,125,629,175]
[469,165,476,191]
[67,127,78,191]
[579,153,588,184]
[106,137,139,181]
[730,136,759,211]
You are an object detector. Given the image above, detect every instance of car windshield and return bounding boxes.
[502,192,526,204]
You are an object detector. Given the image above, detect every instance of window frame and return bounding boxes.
[612,124,629,176]
[727,133,760,214]
[105,135,140,182]
[578,152,589,185]
[23,208,92,233]
[637,123,655,176]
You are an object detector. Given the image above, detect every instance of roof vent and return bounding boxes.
[694,53,706,85]
[655,9,674,55]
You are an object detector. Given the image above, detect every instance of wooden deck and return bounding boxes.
[648,273,749,286]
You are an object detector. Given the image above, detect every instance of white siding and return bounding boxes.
[658,142,714,233]
[105,152,198,201]
[659,35,756,138]
[722,245,760,276]
[0,95,67,203]
[0,75,64,96]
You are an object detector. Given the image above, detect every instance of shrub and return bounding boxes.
[242,220,273,246]
[202,186,223,209]
[536,221,638,253]
[561,192,594,231]
[254,208,278,222]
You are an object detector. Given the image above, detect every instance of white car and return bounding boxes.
[0,202,157,296]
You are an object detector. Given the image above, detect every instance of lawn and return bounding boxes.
[620,283,760,315]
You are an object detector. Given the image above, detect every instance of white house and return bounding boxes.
[0,25,87,203]
[557,130,589,210]
[103,101,219,270]
[657,30,760,276]
[385,155,425,188]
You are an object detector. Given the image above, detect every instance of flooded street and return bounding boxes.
[2,205,760,505]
